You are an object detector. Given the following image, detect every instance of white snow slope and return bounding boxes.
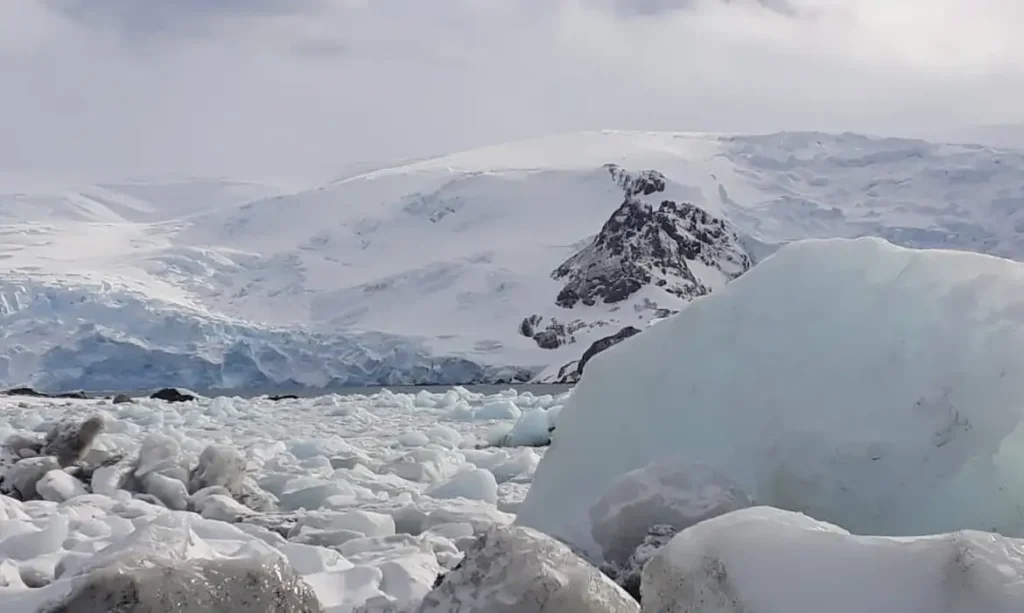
[4,131,1024,392]
[518,237,1024,557]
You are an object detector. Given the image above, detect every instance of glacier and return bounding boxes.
[0,280,505,393]
[4,132,1024,391]
[517,237,1024,557]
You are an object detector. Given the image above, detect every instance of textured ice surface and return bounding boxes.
[642,506,1024,613]
[589,459,751,567]
[0,386,566,612]
[519,237,1024,554]
[418,525,638,613]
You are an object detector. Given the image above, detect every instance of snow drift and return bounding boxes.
[641,506,1024,613]
[517,237,1024,557]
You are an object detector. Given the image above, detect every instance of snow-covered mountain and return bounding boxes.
[3,130,1024,392]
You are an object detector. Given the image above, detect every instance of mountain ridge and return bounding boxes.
[1,130,1022,391]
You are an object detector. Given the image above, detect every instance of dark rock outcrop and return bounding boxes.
[3,387,49,397]
[2,388,91,399]
[577,326,641,374]
[518,315,542,338]
[553,165,751,309]
[555,326,642,384]
[150,388,197,403]
[519,315,591,350]
[603,524,679,603]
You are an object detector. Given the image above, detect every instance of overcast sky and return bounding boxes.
[2,0,1022,180]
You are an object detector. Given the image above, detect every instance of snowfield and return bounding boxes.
[4,131,1024,391]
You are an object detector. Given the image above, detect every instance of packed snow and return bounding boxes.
[518,237,1024,556]
[4,132,1024,392]
[0,386,567,613]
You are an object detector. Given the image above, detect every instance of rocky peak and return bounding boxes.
[552,167,752,309]
[606,164,666,197]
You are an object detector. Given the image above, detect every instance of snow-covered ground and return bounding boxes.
[4,131,1024,392]
[0,386,565,613]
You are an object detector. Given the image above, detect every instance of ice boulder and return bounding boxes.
[27,512,320,612]
[36,470,89,502]
[498,409,552,447]
[188,444,246,495]
[3,456,61,500]
[40,554,321,613]
[589,459,752,567]
[641,506,1024,613]
[419,525,638,613]
[426,469,498,504]
[132,433,188,483]
[41,416,104,467]
[519,238,1024,554]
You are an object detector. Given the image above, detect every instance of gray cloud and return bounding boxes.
[603,0,798,18]
[0,0,1020,180]
[43,0,325,36]
[291,37,349,59]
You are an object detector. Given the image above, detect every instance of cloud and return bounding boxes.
[42,0,326,37]
[599,0,798,18]
[0,0,1021,180]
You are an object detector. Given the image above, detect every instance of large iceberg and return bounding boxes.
[517,237,1024,557]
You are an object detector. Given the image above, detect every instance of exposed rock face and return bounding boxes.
[528,164,753,384]
[2,388,91,399]
[150,388,197,403]
[553,165,751,309]
[557,326,642,383]
[520,315,611,351]
[606,524,678,603]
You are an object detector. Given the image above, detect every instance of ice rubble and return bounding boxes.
[519,237,1024,556]
[0,386,566,613]
[420,525,638,613]
[642,506,1024,613]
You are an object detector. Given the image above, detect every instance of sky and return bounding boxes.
[1,0,1022,181]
